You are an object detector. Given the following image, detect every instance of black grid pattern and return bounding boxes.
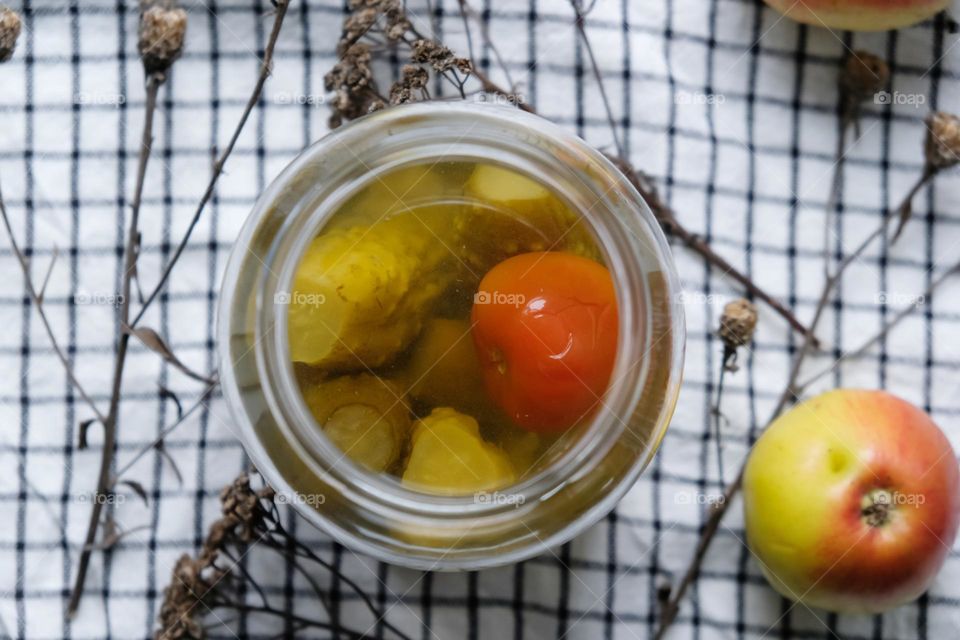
[1,0,959,638]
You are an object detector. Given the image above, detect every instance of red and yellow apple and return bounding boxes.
[743,389,960,613]
[763,0,949,31]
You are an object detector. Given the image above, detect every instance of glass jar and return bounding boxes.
[217,102,685,570]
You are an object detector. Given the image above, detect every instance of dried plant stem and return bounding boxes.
[110,379,218,483]
[891,165,938,241]
[455,0,514,89]
[0,185,107,424]
[131,0,290,329]
[570,0,624,158]
[68,72,163,617]
[655,211,893,638]
[454,0,534,113]
[798,258,960,391]
[659,216,816,344]
[823,115,853,279]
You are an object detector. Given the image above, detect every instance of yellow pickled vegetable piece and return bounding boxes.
[403,318,489,417]
[326,165,463,230]
[300,374,410,472]
[287,208,458,369]
[402,408,515,495]
[460,164,598,268]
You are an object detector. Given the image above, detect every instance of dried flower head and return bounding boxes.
[139,5,187,75]
[155,554,214,639]
[924,111,960,171]
[389,64,430,104]
[155,474,277,638]
[342,0,409,43]
[381,0,410,40]
[219,472,274,543]
[0,6,22,63]
[411,39,470,74]
[839,50,889,114]
[342,7,378,44]
[325,42,382,128]
[718,298,758,351]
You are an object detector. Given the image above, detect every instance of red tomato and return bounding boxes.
[471,252,619,432]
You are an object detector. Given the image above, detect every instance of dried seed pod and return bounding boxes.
[839,50,889,114]
[924,111,960,171]
[139,5,187,75]
[718,298,757,372]
[719,299,758,349]
[0,6,22,63]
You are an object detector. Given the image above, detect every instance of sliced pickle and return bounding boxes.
[402,407,515,495]
[300,374,410,472]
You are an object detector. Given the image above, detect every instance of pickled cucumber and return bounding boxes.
[402,408,515,495]
[300,374,410,472]
[402,318,489,418]
[287,208,459,369]
[459,164,598,270]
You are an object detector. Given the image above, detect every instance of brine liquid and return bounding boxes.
[287,160,607,495]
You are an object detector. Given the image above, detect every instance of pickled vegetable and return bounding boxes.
[288,208,458,369]
[472,252,618,432]
[402,318,489,418]
[300,374,410,472]
[459,164,598,270]
[402,408,515,495]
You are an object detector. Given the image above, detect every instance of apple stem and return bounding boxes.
[861,488,893,527]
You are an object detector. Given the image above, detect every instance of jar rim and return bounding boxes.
[217,101,686,569]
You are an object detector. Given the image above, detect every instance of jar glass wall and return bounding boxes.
[217,102,685,570]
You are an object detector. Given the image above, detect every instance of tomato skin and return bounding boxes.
[471,252,619,432]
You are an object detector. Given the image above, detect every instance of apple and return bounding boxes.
[763,0,949,31]
[743,389,960,613]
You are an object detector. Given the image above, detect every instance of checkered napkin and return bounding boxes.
[1,0,959,638]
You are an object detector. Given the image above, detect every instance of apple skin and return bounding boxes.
[743,389,960,614]
[763,0,949,31]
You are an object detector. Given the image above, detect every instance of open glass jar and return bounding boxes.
[217,102,685,570]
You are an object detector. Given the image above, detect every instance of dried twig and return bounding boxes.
[798,258,960,391]
[607,155,818,344]
[0,7,104,424]
[570,0,623,157]
[155,473,414,640]
[892,111,960,241]
[132,0,290,328]
[69,3,188,615]
[654,208,894,637]
[0,185,107,424]
[711,299,758,481]
[110,379,218,483]
[68,66,166,620]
